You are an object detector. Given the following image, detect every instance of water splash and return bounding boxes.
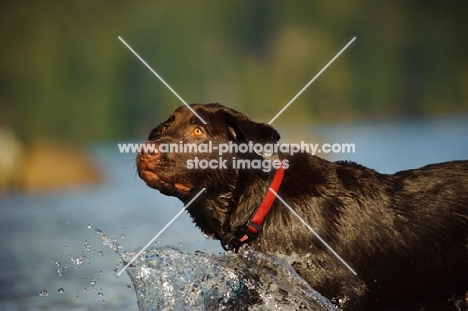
[53,260,64,277]
[120,245,338,310]
[39,289,49,297]
[88,224,337,310]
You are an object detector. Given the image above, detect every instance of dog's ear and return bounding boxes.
[219,107,280,144]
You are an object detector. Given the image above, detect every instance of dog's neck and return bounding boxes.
[188,170,284,245]
[186,166,283,245]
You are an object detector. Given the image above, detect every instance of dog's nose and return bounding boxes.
[139,141,160,160]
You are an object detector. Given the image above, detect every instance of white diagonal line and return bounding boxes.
[116,188,206,276]
[268,37,356,124]
[118,36,207,124]
[268,188,357,275]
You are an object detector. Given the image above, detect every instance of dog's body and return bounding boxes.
[136,103,468,310]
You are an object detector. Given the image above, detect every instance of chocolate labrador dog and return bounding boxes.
[136,103,468,310]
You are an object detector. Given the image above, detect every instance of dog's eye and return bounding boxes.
[191,127,204,137]
[160,125,168,133]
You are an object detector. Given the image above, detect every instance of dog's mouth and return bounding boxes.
[136,151,194,195]
[174,183,191,191]
[139,167,194,194]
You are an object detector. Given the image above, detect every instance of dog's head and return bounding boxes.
[136,103,280,200]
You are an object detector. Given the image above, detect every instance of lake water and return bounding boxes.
[0,115,467,310]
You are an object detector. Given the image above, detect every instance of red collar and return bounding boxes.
[226,165,285,251]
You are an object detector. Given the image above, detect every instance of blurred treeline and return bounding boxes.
[1,0,467,142]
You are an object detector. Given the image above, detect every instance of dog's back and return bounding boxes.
[254,156,468,309]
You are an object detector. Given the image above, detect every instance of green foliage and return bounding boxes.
[0,1,467,142]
